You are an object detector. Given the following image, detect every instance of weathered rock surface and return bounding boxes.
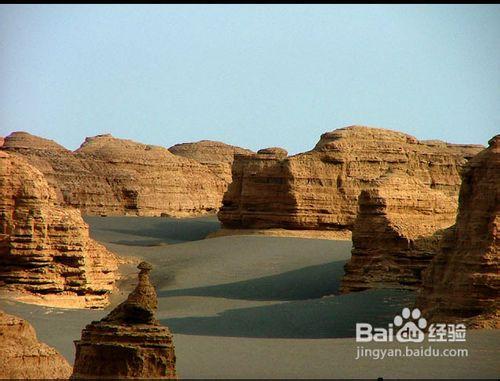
[72,262,177,379]
[0,309,72,379]
[0,151,118,308]
[416,135,500,328]
[2,132,226,216]
[341,172,457,293]
[169,140,254,184]
[219,126,483,230]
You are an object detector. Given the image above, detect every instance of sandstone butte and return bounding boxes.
[0,309,72,379]
[1,131,230,217]
[168,139,254,184]
[218,126,483,231]
[0,151,118,309]
[72,262,177,379]
[340,172,457,293]
[416,135,499,329]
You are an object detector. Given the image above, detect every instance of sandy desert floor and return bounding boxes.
[0,216,498,379]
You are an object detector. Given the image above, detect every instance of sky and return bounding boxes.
[1,4,499,153]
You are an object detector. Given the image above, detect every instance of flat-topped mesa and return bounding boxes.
[168,140,254,184]
[76,134,226,216]
[2,131,121,212]
[0,152,118,309]
[416,135,500,329]
[340,172,457,293]
[72,262,177,379]
[0,310,72,379]
[218,125,483,230]
[1,131,226,216]
[220,147,295,229]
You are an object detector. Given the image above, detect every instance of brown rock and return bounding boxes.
[75,134,225,216]
[257,147,288,158]
[340,172,457,293]
[0,309,72,379]
[2,132,226,216]
[169,139,254,184]
[0,152,118,308]
[72,262,177,379]
[218,125,483,230]
[416,135,500,328]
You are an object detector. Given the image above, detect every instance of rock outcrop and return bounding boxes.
[219,126,483,230]
[75,134,225,216]
[340,172,457,293]
[416,135,499,328]
[0,151,118,308]
[169,140,254,184]
[2,132,226,216]
[0,309,72,379]
[72,262,177,379]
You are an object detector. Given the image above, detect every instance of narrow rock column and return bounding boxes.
[72,262,177,379]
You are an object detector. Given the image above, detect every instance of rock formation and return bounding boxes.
[416,135,499,328]
[72,262,177,379]
[0,151,118,308]
[340,172,457,293]
[0,309,72,379]
[2,132,226,216]
[219,126,483,230]
[169,140,254,184]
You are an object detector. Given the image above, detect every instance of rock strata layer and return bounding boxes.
[0,309,72,379]
[218,126,482,230]
[72,262,177,379]
[169,140,254,184]
[341,173,457,292]
[2,132,226,216]
[0,151,118,308]
[416,135,500,328]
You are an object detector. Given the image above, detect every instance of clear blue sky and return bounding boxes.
[1,5,499,153]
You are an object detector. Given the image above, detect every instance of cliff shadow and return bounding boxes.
[157,260,347,301]
[84,216,221,245]
[161,289,415,339]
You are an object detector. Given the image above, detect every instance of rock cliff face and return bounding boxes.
[72,262,177,379]
[218,126,482,230]
[340,173,457,293]
[0,151,118,308]
[75,134,225,216]
[2,132,226,216]
[416,135,499,328]
[0,309,72,379]
[168,140,253,184]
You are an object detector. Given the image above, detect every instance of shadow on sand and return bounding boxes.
[158,260,347,301]
[85,216,221,244]
[161,289,415,339]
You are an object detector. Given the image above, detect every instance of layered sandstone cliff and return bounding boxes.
[0,310,72,379]
[0,151,118,308]
[75,134,225,216]
[2,132,226,216]
[219,126,482,230]
[341,173,457,293]
[416,135,499,328]
[72,262,177,379]
[168,140,253,184]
